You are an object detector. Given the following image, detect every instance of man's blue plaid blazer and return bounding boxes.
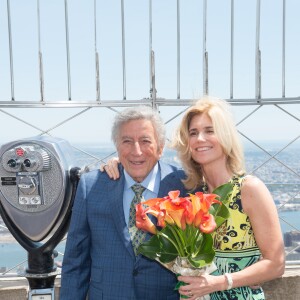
[60,161,188,300]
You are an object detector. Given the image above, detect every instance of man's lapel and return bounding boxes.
[157,161,177,197]
[108,169,135,258]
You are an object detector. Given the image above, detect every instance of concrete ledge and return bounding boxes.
[263,267,300,300]
[1,271,299,300]
[0,285,60,300]
[0,277,61,300]
[0,286,28,300]
[263,275,300,300]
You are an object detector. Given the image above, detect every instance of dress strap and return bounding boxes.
[239,174,256,187]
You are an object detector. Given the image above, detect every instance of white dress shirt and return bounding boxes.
[123,162,161,225]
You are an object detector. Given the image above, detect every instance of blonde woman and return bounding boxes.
[172,96,284,300]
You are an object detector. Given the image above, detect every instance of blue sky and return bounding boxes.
[0,0,299,146]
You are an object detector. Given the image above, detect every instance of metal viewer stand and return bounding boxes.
[0,136,80,300]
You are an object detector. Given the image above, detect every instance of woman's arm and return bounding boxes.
[233,176,285,285]
[178,176,285,299]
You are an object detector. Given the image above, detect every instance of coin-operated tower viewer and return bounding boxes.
[0,136,81,300]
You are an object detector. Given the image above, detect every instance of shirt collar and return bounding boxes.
[124,162,159,193]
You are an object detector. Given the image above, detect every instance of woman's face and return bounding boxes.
[188,113,226,167]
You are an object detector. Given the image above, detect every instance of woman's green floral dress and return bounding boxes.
[210,175,265,300]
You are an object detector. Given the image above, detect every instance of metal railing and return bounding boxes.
[0,0,299,277]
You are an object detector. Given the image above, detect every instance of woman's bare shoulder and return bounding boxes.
[241,174,265,190]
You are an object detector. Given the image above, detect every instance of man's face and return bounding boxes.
[117,119,163,182]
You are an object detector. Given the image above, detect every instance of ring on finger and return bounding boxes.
[189,291,193,297]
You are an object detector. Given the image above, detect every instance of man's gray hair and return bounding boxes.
[111,105,166,148]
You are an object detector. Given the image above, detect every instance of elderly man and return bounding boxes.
[60,106,187,299]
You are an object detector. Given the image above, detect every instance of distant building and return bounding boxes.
[0,266,6,272]
[284,231,300,247]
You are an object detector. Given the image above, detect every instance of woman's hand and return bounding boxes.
[177,274,227,299]
[99,157,120,180]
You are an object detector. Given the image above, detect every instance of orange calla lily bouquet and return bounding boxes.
[136,182,233,286]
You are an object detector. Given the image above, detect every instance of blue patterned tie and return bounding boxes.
[129,183,146,255]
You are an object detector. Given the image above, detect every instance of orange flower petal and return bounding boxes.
[167,208,185,229]
[143,197,164,208]
[136,203,157,235]
[168,190,180,199]
[199,214,217,233]
[189,194,201,215]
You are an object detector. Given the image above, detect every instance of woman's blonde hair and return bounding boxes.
[171,96,245,191]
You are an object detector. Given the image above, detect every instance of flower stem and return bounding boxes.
[192,229,202,255]
[166,225,186,257]
[157,231,184,256]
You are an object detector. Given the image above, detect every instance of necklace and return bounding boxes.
[202,182,208,194]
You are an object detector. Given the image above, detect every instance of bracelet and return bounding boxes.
[224,273,233,290]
